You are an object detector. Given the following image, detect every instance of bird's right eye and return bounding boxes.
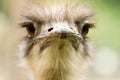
[21,22,36,38]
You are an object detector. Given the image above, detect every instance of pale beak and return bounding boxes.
[48,23,74,39]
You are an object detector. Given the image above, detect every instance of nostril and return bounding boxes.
[70,27,73,30]
[48,27,53,32]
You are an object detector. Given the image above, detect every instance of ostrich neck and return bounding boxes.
[27,40,85,80]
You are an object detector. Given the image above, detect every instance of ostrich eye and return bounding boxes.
[26,23,35,37]
[82,23,91,36]
[21,22,36,37]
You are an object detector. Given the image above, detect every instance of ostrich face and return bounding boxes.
[18,2,95,80]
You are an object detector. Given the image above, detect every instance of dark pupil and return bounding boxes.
[82,24,89,36]
[25,23,35,36]
[28,24,35,33]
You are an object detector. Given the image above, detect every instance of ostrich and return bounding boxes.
[18,0,95,80]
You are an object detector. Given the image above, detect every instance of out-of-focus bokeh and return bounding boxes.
[0,0,120,80]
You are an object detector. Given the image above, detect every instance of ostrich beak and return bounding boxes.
[48,23,75,39]
[38,23,82,43]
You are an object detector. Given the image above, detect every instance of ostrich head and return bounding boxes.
[18,0,95,80]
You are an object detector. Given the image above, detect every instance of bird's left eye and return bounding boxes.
[82,23,91,36]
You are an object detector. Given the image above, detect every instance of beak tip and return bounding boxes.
[60,33,68,39]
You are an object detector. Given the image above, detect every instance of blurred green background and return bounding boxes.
[0,0,120,80]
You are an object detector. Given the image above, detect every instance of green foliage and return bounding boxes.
[87,0,120,52]
[0,0,3,11]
